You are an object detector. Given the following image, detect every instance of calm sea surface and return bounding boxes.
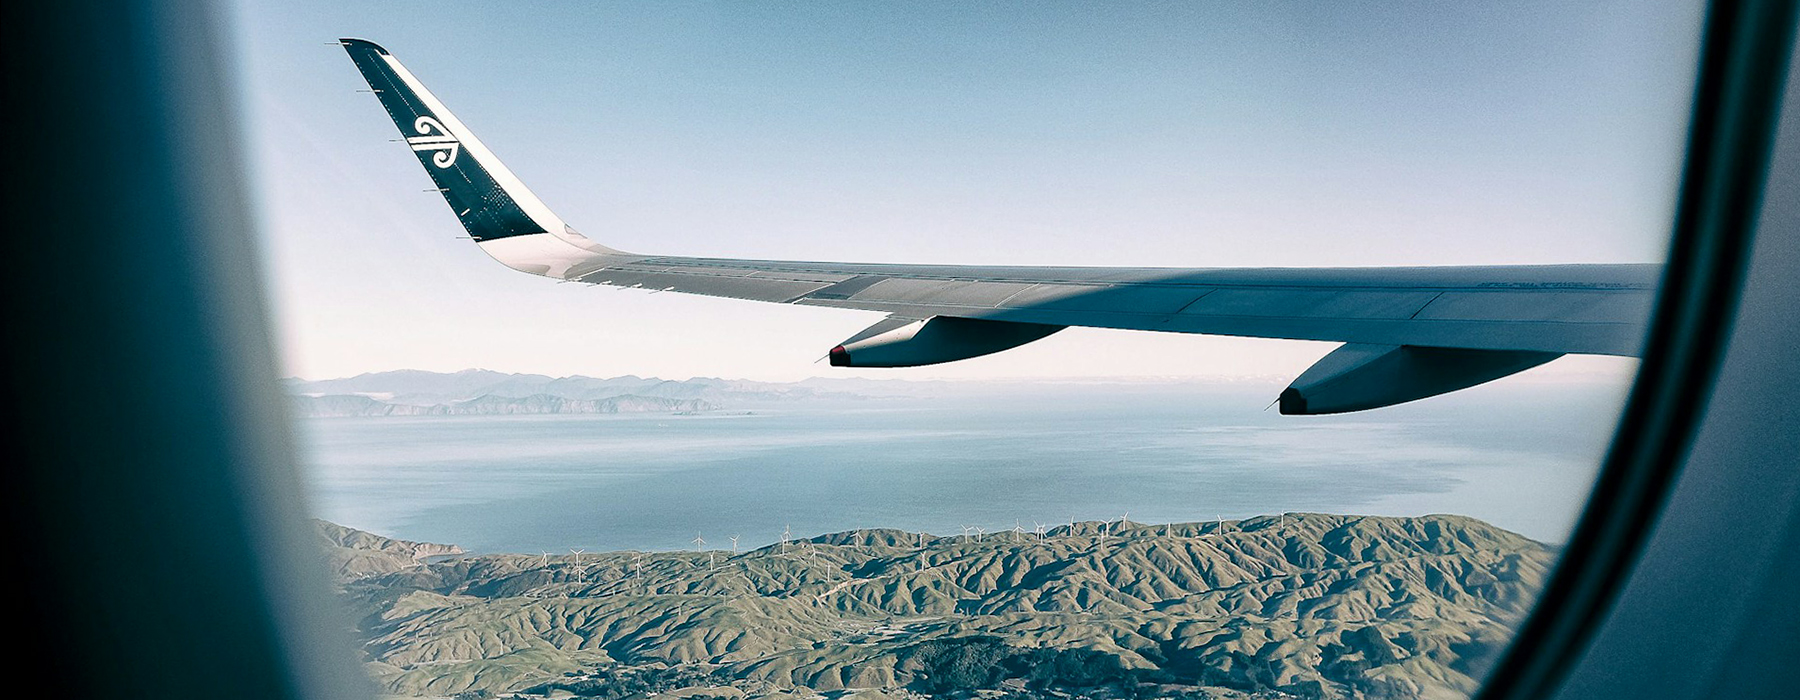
[295,381,1626,553]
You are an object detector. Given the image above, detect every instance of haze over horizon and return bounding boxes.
[281,363,1639,387]
[232,1,1698,383]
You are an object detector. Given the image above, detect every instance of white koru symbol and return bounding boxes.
[405,115,461,168]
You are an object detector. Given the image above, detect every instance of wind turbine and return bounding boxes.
[729,535,740,556]
[781,524,792,554]
[693,532,705,552]
[540,551,550,568]
[570,548,585,567]
[1034,522,1046,541]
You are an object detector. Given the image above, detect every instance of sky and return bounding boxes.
[228,1,1704,382]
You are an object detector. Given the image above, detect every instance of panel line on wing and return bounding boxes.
[1170,289,1219,315]
[1408,292,1447,320]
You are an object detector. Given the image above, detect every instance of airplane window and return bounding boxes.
[231,3,1704,699]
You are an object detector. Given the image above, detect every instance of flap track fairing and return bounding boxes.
[829,316,1065,368]
[1279,343,1561,415]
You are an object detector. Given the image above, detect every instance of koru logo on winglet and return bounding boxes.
[406,115,461,168]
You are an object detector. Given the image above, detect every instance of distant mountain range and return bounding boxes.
[323,514,1551,700]
[284,369,895,417]
[290,393,717,418]
[283,369,1291,418]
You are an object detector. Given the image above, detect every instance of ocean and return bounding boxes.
[295,380,1626,553]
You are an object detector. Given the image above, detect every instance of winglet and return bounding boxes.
[339,38,621,263]
[339,37,389,55]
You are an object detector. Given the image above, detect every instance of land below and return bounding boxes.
[319,514,1549,700]
[285,369,899,417]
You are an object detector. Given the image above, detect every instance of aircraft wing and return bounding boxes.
[341,38,1657,414]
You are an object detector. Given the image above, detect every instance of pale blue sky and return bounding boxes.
[230,1,1702,381]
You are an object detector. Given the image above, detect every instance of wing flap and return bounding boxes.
[793,291,1646,356]
[1414,290,1655,324]
[997,284,1212,314]
[1182,288,1440,320]
[851,279,1039,307]
[581,268,834,302]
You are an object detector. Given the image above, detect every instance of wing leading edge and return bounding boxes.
[340,38,1657,414]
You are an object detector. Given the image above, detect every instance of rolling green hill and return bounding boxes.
[324,514,1551,700]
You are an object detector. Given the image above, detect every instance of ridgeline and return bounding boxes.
[321,515,1551,700]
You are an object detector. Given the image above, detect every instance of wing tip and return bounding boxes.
[337,37,389,55]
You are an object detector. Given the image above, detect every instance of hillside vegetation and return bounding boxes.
[317,519,465,578]
[324,515,1551,700]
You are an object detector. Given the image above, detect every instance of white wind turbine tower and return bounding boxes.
[693,533,711,570]
[1012,521,1026,539]
[572,549,588,585]
[959,525,972,542]
[540,551,550,568]
[1034,522,1045,541]
[781,524,792,554]
[730,535,740,556]
[974,526,986,541]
